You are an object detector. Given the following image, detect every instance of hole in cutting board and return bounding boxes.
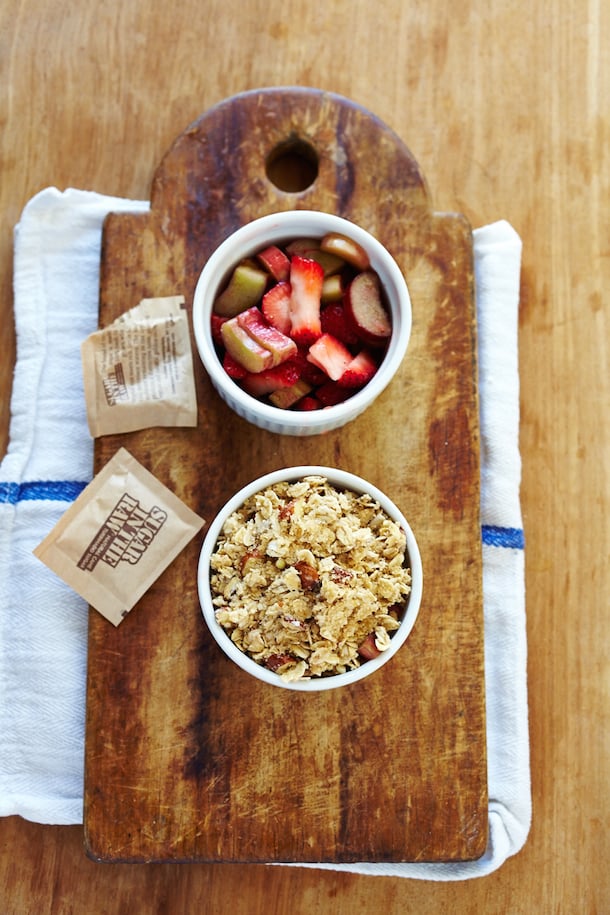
[265,138,319,192]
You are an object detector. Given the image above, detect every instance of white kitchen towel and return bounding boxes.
[0,188,530,879]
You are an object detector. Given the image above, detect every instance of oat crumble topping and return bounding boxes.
[209,476,412,681]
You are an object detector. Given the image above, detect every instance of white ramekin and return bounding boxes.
[191,211,412,436]
[198,466,423,691]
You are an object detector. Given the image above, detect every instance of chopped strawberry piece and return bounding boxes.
[289,255,323,346]
[211,313,228,346]
[241,362,301,397]
[261,281,292,335]
[320,302,359,345]
[285,349,327,386]
[315,381,353,407]
[338,349,379,388]
[296,395,321,411]
[223,351,248,379]
[306,333,353,381]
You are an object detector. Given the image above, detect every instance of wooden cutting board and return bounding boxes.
[83,87,487,864]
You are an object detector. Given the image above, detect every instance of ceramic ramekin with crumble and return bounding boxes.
[198,466,423,691]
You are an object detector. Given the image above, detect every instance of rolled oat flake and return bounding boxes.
[33,448,205,626]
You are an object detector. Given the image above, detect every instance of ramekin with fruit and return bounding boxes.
[192,211,412,436]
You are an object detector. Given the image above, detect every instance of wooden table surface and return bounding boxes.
[1,1,607,912]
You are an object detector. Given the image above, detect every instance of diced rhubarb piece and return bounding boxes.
[309,250,345,276]
[306,333,353,381]
[261,281,292,335]
[213,262,268,317]
[223,351,248,379]
[293,560,321,591]
[256,245,291,282]
[269,379,313,409]
[338,349,379,388]
[241,362,301,397]
[357,632,382,660]
[315,381,353,407]
[240,256,261,270]
[321,273,344,303]
[285,238,317,257]
[236,306,297,366]
[344,270,392,346]
[265,654,296,672]
[285,239,344,276]
[320,302,359,345]
[320,232,370,270]
[279,499,296,520]
[289,255,323,346]
[239,549,262,575]
[220,320,274,373]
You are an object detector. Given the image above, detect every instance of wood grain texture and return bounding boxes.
[84,88,486,864]
[1,0,608,911]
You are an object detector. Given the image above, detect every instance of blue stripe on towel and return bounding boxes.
[0,480,88,505]
[482,524,525,549]
[0,482,525,551]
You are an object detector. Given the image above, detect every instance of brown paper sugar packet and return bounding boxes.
[81,296,198,437]
[33,448,205,626]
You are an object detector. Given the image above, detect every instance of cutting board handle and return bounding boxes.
[149,87,431,247]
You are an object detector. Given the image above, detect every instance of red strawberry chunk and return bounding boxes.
[223,351,248,379]
[285,349,328,386]
[315,381,353,407]
[320,302,359,346]
[289,255,323,346]
[296,395,321,411]
[241,362,301,397]
[261,281,292,336]
[211,313,229,346]
[337,349,379,388]
[307,333,353,381]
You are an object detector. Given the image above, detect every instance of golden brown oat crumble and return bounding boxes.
[209,476,411,680]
